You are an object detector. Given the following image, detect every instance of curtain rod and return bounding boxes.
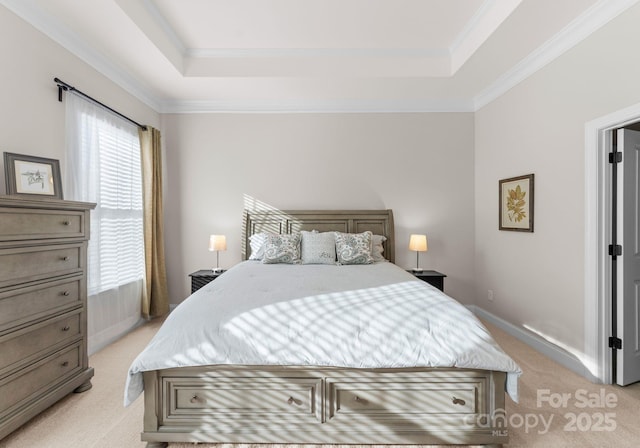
[54,77,147,130]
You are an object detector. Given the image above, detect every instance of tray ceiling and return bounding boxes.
[1,0,636,112]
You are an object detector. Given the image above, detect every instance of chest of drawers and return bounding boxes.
[0,196,95,440]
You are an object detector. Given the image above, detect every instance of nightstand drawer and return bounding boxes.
[189,270,224,293]
[409,270,446,292]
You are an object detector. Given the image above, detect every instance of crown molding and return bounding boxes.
[1,0,162,112]
[473,0,640,110]
[159,98,476,114]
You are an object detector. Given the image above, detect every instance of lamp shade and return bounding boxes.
[208,235,227,251]
[409,234,428,252]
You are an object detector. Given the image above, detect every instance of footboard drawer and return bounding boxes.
[161,375,323,426]
[326,372,489,430]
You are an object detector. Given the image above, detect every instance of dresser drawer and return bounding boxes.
[0,343,81,419]
[0,244,83,288]
[0,312,82,374]
[0,208,85,242]
[163,376,322,425]
[0,277,82,332]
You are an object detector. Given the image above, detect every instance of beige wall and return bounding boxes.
[0,7,160,193]
[162,113,476,305]
[474,4,640,355]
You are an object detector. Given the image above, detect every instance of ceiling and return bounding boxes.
[2,0,637,113]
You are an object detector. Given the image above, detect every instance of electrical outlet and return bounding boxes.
[487,290,494,301]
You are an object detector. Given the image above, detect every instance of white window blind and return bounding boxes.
[65,93,144,353]
[81,113,144,294]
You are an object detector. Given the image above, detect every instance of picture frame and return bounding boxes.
[499,174,534,232]
[3,152,63,199]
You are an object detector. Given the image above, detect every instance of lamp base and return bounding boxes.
[412,267,424,273]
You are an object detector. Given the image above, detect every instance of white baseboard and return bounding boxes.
[468,305,599,383]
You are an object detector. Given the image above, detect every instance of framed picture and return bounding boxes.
[499,174,534,232]
[3,152,63,199]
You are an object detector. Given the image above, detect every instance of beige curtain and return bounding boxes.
[139,126,169,318]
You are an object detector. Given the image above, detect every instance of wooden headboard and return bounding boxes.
[242,209,395,263]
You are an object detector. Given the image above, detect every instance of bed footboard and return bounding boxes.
[141,366,508,446]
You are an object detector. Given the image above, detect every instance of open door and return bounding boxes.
[615,128,640,386]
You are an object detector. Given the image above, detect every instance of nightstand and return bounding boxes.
[408,270,446,292]
[189,270,225,293]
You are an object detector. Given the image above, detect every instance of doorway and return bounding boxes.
[585,103,640,385]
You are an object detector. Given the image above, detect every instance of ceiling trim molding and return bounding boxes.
[473,0,640,110]
[186,47,449,59]
[1,0,162,112]
[159,99,476,114]
[449,0,523,75]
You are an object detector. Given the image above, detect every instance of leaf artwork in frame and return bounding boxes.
[499,174,534,232]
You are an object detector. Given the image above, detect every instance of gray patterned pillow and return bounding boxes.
[334,231,374,265]
[301,231,336,265]
[262,233,301,264]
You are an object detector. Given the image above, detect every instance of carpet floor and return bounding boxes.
[1,318,639,448]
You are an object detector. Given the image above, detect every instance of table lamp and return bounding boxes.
[409,234,427,273]
[208,234,227,273]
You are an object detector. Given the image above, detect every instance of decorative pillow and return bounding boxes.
[371,234,387,262]
[301,231,336,265]
[248,232,269,260]
[334,231,374,265]
[262,233,301,264]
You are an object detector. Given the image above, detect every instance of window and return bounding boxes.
[65,93,145,353]
[80,114,144,295]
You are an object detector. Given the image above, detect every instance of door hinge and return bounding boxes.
[609,337,622,350]
[609,152,622,163]
[609,244,622,257]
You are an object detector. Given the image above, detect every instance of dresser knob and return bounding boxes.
[287,396,301,406]
[61,256,69,261]
[62,326,70,331]
[62,220,71,226]
[190,395,199,403]
[353,396,367,404]
[61,361,69,367]
[452,397,466,406]
[61,291,70,296]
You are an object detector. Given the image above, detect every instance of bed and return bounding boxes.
[128,209,521,447]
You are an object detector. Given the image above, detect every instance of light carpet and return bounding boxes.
[1,318,639,448]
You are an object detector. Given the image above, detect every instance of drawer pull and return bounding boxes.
[452,397,466,406]
[190,395,200,403]
[62,220,71,226]
[61,361,69,367]
[287,396,301,406]
[61,256,70,261]
[61,291,70,296]
[62,325,70,331]
[353,396,368,404]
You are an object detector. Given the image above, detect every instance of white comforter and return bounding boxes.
[125,261,521,406]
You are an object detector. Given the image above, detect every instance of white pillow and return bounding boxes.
[248,232,269,260]
[301,231,336,265]
[371,234,387,262]
[334,231,374,265]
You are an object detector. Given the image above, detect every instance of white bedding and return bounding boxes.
[124,261,521,406]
